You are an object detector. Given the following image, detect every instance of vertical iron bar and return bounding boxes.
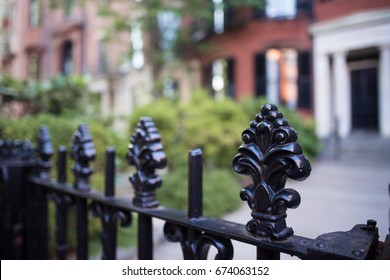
[138,214,153,260]
[56,147,69,259]
[76,197,88,259]
[55,196,68,260]
[102,213,117,260]
[102,147,117,260]
[36,185,48,259]
[25,174,36,259]
[257,247,280,260]
[105,147,115,197]
[188,149,203,219]
[57,146,67,184]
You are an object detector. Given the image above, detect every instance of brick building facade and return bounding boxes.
[1,0,389,137]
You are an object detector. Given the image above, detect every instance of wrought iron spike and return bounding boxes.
[71,124,96,191]
[127,117,167,208]
[233,104,311,240]
[36,125,53,180]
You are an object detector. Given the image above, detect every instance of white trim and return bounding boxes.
[310,9,390,35]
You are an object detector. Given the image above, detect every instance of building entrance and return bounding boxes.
[351,67,378,131]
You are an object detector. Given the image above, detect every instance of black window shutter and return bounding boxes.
[297,51,312,109]
[203,63,213,97]
[227,58,235,99]
[254,53,267,98]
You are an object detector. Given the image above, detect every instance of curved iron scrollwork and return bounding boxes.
[233,104,311,240]
[164,222,234,260]
[127,117,167,208]
[36,125,54,180]
[71,124,96,191]
[90,201,132,259]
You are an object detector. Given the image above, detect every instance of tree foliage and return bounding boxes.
[0,75,98,117]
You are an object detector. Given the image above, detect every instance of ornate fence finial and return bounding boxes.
[233,104,311,240]
[36,125,53,180]
[71,124,96,191]
[0,139,35,161]
[127,117,167,208]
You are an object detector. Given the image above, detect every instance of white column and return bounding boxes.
[379,45,390,137]
[333,51,351,138]
[314,53,332,138]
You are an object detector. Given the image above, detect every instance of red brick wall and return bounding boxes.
[314,0,390,22]
[200,17,311,100]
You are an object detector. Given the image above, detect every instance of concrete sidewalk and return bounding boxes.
[148,135,390,260]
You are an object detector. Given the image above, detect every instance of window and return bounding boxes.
[61,41,73,76]
[131,22,144,69]
[213,0,224,34]
[28,52,41,80]
[255,48,299,109]
[297,51,312,109]
[157,11,181,61]
[211,58,235,100]
[265,0,297,19]
[29,0,41,27]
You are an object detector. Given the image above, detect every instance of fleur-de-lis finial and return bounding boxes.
[36,125,53,180]
[233,104,311,240]
[127,117,167,208]
[71,124,96,191]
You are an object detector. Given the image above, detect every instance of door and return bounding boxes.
[351,68,378,130]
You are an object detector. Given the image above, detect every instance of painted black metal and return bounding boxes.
[71,124,96,192]
[188,149,203,219]
[233,104,311,240]
[0,105,388,260]
[127,117,167,208]
[36,125,53,180]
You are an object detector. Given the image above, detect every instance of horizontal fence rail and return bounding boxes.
[1,104,389,260]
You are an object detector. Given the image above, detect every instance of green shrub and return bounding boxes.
[159,166,241,218]
[181,91,247,169]
[128,93,321,218]
[0,114,121,179]
[0,114,131,258]
[0,75,99,117]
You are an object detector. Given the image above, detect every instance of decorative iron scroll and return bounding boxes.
[90,202,132,259]
[233,104,311,240]
[127,117,167,208]
[71,124,96,191]
[0,139,35,161]
[164,222,234,260]
[36,125,53,179]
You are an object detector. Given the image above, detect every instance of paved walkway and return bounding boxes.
[122,134,390,260]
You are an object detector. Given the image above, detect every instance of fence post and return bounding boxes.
[71,124,96,259]
[127,117,167,260]
[102,147,118,260]
[188,149,203,219]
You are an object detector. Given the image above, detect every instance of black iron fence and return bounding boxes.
[1,104,389,260]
